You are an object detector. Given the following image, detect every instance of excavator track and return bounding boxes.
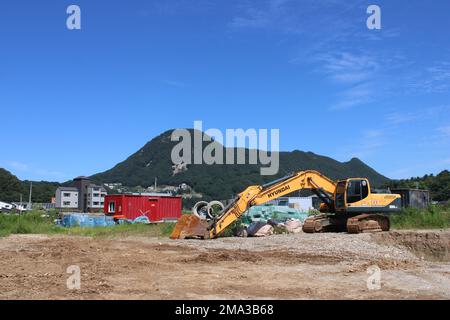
[302,215,346,233]
[303,213,390,234]
[302,215,327,233]
[346,214,390,234]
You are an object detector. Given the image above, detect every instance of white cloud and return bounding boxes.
[385,105,450,125]
[229,0,445,113]
[333,128,387,160]
[406,61,450,93]
[438,126,450,137]
[329,82,374,110]
[229,0,363,34]
[315,52,379,84]
[385,112,421,125]
[229,0,296,31]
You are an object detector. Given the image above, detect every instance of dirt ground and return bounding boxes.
[0,230,449,300]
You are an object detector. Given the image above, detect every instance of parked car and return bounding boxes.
[0,201,14,212]
[12,203,30,212]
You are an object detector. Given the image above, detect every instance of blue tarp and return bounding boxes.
[61,213,115,228]
[117,215,151,225]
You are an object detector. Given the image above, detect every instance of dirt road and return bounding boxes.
[0,230,449,299]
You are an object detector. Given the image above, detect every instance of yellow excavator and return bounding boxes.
[170,170,401,239]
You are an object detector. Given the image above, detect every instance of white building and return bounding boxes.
[87,185,107,210]
[55,187,79,209]
[287,197,314,211]
[268,196,315,212]
[56,177,108,212]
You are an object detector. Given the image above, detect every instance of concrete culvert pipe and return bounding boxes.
[192,201,210,220]
[207,201,225,219]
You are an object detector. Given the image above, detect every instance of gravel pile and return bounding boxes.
[170,232,419,262]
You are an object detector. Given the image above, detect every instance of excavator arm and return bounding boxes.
[170,170,337,239]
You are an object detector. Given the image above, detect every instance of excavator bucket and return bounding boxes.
[170,214,211,239]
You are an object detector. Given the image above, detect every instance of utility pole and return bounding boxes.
[19,193,23,215]
[28,181,32,211]
[154,177,157,192]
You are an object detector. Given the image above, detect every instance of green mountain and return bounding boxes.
[91,129,390,200]
[0,168,60,203]
[0,168,23,203]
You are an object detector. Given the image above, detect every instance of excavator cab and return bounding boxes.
[334,178,371,212]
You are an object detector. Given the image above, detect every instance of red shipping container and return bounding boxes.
[104,194,182,222]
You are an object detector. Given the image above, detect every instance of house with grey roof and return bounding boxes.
[86,184,107,211]
[55,187,79,210]
[55,177,107,212]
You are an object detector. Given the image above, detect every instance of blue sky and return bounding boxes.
[0,0,449,182]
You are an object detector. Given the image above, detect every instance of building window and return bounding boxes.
[63,193,71,197]
[63,201,71,206]
[93,202,99,206]
[108,201,115,213]
[93,193,100,197]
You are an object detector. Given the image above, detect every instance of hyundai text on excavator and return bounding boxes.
[170,170,401,239]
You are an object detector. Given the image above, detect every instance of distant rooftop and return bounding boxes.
[74,176,91,180]
[57,187,79,192]
[133,192,173,197]
[109,192,177,197]
[88,184,107,191]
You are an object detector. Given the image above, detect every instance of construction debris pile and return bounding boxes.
[242,205,307,224]
[242,205,307,237]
